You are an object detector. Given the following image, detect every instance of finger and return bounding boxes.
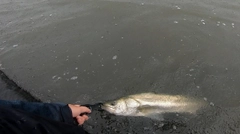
[79,106,91,113]
[76,115,88,120]
[76,115,89,121]
[76,116,85,125]
[81,114,89,120]
[74,104,80,107]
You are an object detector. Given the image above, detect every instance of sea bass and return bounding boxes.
[102,93,205,119]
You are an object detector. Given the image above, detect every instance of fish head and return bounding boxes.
[102,97,141,116]
[102,98,128,115]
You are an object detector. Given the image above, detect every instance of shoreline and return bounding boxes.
[0,70,41,102]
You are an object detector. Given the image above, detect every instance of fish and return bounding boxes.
[102,92,206,120]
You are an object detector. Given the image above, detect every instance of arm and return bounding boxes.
[0,100,91,125]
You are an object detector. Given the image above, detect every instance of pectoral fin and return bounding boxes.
[137,105,162,114]
[136,105,164,120]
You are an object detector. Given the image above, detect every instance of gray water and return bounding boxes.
[0,0,240,133]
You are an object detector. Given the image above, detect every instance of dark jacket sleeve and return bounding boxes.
[0,99,74,124]
[0,106,88,134]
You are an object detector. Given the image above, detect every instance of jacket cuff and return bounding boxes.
[60,105,75,125]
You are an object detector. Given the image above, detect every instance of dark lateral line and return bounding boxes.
[0,70,42,102]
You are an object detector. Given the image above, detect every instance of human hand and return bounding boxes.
[68,104,91,125]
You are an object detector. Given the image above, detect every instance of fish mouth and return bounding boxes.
[101,103,115,112]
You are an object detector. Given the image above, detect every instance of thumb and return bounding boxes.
[79,106,91,114]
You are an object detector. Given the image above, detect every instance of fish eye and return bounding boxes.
[110,101,116,106]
